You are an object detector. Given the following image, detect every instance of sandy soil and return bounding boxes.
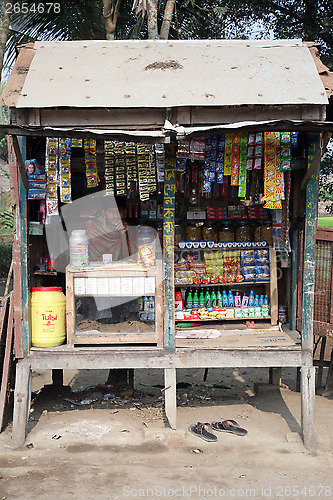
[0,367,332,500]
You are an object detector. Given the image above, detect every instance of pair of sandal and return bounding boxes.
[189,420,247,442]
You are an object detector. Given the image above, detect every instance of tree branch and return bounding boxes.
[0,0,13,77]
[159,0,176,40]
[103,0,122,40]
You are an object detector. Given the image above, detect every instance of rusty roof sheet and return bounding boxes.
[1,39,329,109]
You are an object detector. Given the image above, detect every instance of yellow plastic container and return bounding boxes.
[31,287,66,347]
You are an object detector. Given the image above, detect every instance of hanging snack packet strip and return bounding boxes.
[59,138,72,204]
[45,137,59,216]
[84,139,99,189]
[125,142,137,192]
[230,133,241,186]
[238,132,248,197]
[104,141,115,195]
[147,145,157,194]
[263,132,282,210]
[113,141,126,196]
[155,144,165,183]
[71,138,82,148]
[224,133,233,176]
[137,143,150,201]
[216,134,225,184]
[280,132,291,171]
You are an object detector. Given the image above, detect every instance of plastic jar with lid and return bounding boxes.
[202,223,218,243]
[235,221,251,243]
[261,223,273,246]
[253,222,261,242]
[69,229,89,267]
[219,222,235,243]
[185,222,202,241]
[175,224,184,246]
[138,228,156,267]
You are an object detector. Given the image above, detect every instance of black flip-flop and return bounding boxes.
[211,419,247,436]
[188,422,217,442]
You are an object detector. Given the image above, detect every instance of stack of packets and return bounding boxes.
[84,139,99,189]
[241,249,270,283]
[25,159,47,200]
[45,138,58,216]
[59,138,72,204]
[104,142,157,201]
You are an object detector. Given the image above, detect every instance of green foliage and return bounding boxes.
[0,240,12,272]
[0,209,13,231]
[319,145,333,214]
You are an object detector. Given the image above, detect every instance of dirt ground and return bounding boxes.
[0,367,332,500]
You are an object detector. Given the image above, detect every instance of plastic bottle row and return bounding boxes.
[176,288,269,310]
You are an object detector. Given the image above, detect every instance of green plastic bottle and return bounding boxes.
[186,290,193,309]
[204,290,211,308]
[210,289,217,307]
[217,289,222,308]
[199,290,205,308]
[193,290,199,309]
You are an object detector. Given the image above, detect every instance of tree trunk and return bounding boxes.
[0,0,13,77]
[103,0,122,40]
[303,0,318,41]
[159,0,175,40]
[147,0,159,39]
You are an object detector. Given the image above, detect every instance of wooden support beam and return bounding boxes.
[0,294,14,429]
[163,144,176,351]
[290,230,298,331]
[302,134,320,353]
[164,368,177,429]
[11,361,32,449]
[301,366,316,451]
[11,135,28,192]
[301,131,332,189]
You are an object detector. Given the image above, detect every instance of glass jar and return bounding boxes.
[202,223,218,243]
[261,223,273,246]
[219,222,234,243]
[185,222,202,241]
[253,223,261,242]
[235,221,251,243]
[174,224,184,246]
[138,228,156,267]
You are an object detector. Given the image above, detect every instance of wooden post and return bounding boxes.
[300,133,320,450]
[301,366,316,451]
[163,144,176,351]
[290,230,298,331]
[11,361,32,449]
[269,247,278,325]
[17,136,30,355]
[164,368,176,429]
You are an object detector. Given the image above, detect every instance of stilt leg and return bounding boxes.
[317,337,326,388]
[324,348,333,392]
[301,366,316,451]
[164,368,176,429]
[269,367,282,386]
[11,361,31,449]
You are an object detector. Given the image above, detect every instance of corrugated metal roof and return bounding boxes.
[2,39,328,109]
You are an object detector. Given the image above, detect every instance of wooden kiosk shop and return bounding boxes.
[1,39,333,450]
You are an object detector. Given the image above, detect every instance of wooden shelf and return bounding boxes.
[175,282,270,287]
[175,245,270,251]
[176,316,271,322]
[34,271,57,276]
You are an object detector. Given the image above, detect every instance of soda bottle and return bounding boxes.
[186,290,193,309]
[210,289,217,307]
[217,289,222,308]
[193,290,199,309]
[199,290,205,308]
[204,290,211,308]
